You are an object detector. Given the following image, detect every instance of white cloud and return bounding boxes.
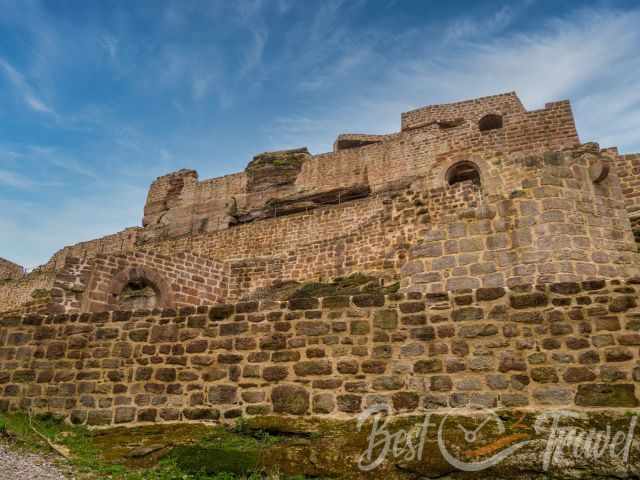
[241,29,267,77]
[30,146,100,180]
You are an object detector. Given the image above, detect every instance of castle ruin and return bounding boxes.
[1,91,640,426]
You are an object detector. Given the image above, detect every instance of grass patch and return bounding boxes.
[0,412,317,480]
[30,288,51,299]
[242,273,399,302]
[289,273,399,299]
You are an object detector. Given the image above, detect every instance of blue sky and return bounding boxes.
[1,0,639,269]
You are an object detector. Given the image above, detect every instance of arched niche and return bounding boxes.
[445,161,481,187]
[107,266,175,311]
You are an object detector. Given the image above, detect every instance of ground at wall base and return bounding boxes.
[1,410,639,479]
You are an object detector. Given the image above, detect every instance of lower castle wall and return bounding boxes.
[1,279,639,426]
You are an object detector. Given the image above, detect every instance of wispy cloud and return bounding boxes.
[28,146,100,180]
[443,3,525,43]
[240,29,267,77]
[0,168,62,190]
[0,169,36,189]
[0,57,56,116]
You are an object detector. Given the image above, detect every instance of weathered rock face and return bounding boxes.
[245,148,309,193]
[229,183,371,225]
[229,147,372,225]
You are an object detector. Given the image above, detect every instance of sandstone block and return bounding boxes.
[337,394,362,413]
[414,359,443,374]
[563,367,596,383]
[150,325,178,343]
[510,292,548,309]
[392,392,419,411]
[296,321,330,336]
[532,387,572,405]
[313,393,335,414]
[353,294,385,308]
[293,360,332,376]
[272,384,309,415]
[452,307,484,322]
[575,384,638,407]
[114,407,136,424]
[208,385,237,405]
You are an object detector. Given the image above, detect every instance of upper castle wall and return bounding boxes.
[43,90,583,274]
[31,142,632,314]
[138,92,580,243]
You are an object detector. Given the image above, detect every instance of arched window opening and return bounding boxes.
[446,161,481,187]
[117,279,159,310]
[478,114,503,132]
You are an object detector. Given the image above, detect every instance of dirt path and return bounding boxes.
[0,441,73,480]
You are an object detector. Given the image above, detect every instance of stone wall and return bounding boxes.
[4,140,638,317]
[77,251,230,313]
[614,153,640,240]
[18,93,585,281]
[0,258,24,281]
[0,271,55,315]
[1,278,640,426]
[44,227,142,272]
[404,145,638,292]
[140,144,640,299]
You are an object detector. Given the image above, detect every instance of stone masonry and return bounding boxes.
[0,258,24,281]
[1,279,640,426]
